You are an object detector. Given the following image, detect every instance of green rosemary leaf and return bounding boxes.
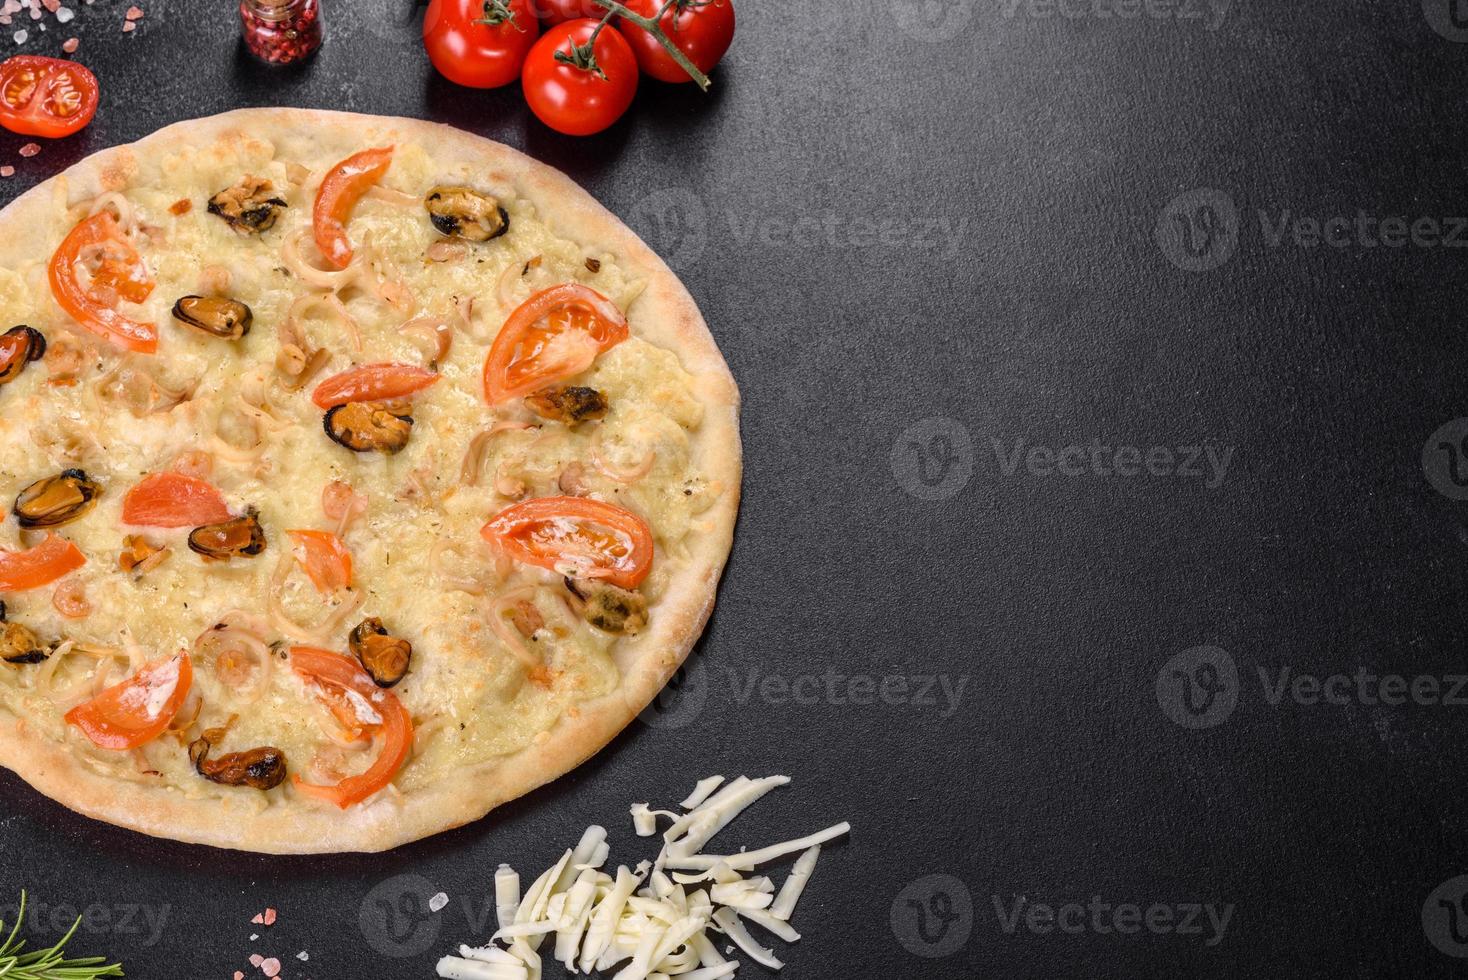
[0,892,125,979]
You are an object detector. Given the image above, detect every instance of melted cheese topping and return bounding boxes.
[0,135,720,803]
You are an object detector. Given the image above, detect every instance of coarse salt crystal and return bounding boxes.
[55,6,71,22]
[0,18,10,26]
[263,907,277,926]
[61,35,76,50]
[260,957,281,978]
[250,913,263,924]
[0,167,15,178]
[249,933,258,941]
[124,4,141,18]
[428,892,449,912]
[120,20,133,30]
[234,973,244,980]
[18,143,38,157]
[248,953,263,967]
[40,0,56,12]
[11,28,23,42]
[296,951,309,961]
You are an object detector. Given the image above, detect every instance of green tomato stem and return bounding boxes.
[592,0,713,91]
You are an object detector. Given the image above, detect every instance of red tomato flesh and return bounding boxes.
[65,653,193,750]
[0,55,99,138]
[313,147,393,270]
[483,284,628,404]
[287,530,353,593]
[290,647,413,808]
[122,472,233,528]
[0,532,85,592]
[312,362,440,409]
[47,213,157,354]
[481,495,653,589]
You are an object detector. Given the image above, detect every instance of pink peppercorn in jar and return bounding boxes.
[240,0,323,65]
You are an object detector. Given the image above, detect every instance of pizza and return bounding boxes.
[0,109,740,853]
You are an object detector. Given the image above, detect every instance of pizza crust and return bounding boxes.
[0,108,740,853]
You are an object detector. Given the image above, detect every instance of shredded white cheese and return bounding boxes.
[436,776,847,980]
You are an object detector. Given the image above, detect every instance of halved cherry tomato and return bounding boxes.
[621,0,734,83]
[47,213,157,354]
[481,495,653,589]
[64,653,192,750]
[0,532,85,592]
[483,284,628,404]
[287,530,353,594]
[311,362,440,410]
[122,472,233,528]
[522,19,639,137]
[423,0,540,89]
[290,647,413,808]
[313,146,393,270]
[0,56,99,139]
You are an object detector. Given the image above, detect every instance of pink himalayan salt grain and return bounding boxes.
[17,143,38,157]
[234,974,244,980]
[260,958,281,978]
[248,953,263,967]
[40,0,55,12]
[263,907,277,926]
[61,35,76,51]
[120,20,133,31]
[124,4,141,18]
[250,913,263,924]
[0,167,14,178]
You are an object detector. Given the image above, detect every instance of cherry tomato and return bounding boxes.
[0,532,85,592]
[522,19,639,136]
[0,55,98,138]
[65,653,192,750]
[424,0,540,89]
[287,530,353,594]
[621,0,734,83]
[47,213,157,354]
[313,146,393,270]
[290,647,413,808]
[482,495,653,589]
[312,362,440,409]
[122,472,233,528]
[536,0,604,24]
[483,284,628,403]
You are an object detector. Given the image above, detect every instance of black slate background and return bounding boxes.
[2,0,1468,977]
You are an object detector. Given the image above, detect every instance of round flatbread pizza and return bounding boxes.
[0,108,740,853]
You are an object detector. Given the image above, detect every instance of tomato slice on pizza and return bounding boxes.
[483,284,629,404]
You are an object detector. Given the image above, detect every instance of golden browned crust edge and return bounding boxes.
[0,108,741,853]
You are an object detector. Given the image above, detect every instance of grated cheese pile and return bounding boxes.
[435,775,850,980]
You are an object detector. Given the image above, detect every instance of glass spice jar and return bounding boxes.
[240,0,323,65]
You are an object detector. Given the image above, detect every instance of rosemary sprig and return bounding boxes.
[0,892,124,979]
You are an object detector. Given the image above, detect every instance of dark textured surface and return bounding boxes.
[2,0,1468,977]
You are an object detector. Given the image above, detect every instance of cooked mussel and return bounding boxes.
[0,604,47,665]
[349,617,413,688]
[13,469,100,530]
[525,386,609,426]
[207,176,287,234]
[188,510,266,560]
[0,325,45,386]
[565,577,648,636]
[189,727,287,790]
[172,295,253,340]
[324,402,414,454]
[424,186,509,243]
